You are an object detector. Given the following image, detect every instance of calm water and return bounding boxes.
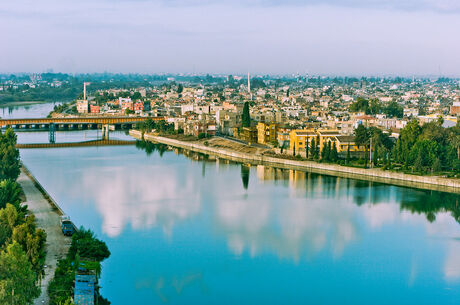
[0,102,61,118]
[11,103,460,304]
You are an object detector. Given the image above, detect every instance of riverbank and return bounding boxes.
[0,100,48,107]
[130,130,460,194]
[18,166,71,305]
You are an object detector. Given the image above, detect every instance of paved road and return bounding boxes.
[18,170,71,305]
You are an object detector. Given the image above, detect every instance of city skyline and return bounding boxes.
[2,0,460,76]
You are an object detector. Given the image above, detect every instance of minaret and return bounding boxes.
[247,72,251,93]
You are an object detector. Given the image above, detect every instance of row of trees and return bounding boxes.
[393,119,460,173]
[354,124,394,168]
[293,136,339,163]
[137,119,177,135]
[0,128,47,304]
[0,82,81,103]
[353,119,459,174]
[290,119,459,176]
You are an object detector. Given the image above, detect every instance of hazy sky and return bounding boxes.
[2,0,460,76]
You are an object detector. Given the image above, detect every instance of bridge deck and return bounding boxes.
[0,116,163,126]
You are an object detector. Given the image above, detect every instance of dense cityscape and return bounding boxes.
[1,0,460,304]
[2,73,459,174]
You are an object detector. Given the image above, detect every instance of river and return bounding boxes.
[6,102,460,305]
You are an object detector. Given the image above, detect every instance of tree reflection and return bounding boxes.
[399,190,460,224]
[241,164,250,190]
[253,164,460,225]
[135,140,168,157]
[134,143,460,225]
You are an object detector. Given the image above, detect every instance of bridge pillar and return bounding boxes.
[49,123,56,143]
[102,124,110,140]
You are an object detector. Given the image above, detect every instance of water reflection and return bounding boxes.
[133,142,460,228]
[79,162,202,238]
[133,143,460,275]
[19,143,460,304]
[0,102,61,119]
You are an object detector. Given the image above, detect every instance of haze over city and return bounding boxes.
[2,0,460,76]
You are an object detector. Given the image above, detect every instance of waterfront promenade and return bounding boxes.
[130,130,460,194]
[18,168,71,305]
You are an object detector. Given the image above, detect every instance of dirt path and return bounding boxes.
[17,170,71,305]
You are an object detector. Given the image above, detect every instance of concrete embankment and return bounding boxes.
[19,166,71,305]
[130,130,460,194]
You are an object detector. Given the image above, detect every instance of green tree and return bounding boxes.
[144,118,154,133]
[310,137,317,159]
[0,180,22,210]
[414,150,424,173]
[384,101,403,118]
[305,137,309,158]
[368,99,382,115]
[321,141,331,161]
[373,145,379,166]
[349,97,369,113]
[241,102,251,127]
[449,127,460,160]
[331,142,338,162]
[69,228,110,262]
[432,157,442,173]
[12,216,47,277]
[131,91,142,100]
[0,241,41,304]
[354,124,369,149]
[346,145,351,164]
[0,129,21,181]
[354,124,370,164]
[0,203,19,233]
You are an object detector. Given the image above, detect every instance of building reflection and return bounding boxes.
[240,164,250,190]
